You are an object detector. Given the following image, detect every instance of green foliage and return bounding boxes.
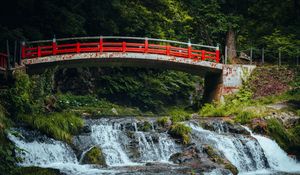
[82,147,106,166]
[234,111,256,125]
[18,112,84,143]
[264,29,300,58]
[95,68,199,112]
[3,72,33,115]
[168,123,191,144]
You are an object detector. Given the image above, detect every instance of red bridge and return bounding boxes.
[0,36,220,71]
[1,36,250,103]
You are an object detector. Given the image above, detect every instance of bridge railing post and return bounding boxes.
[188,40,192,58]
[144,37,148,53]
[216,44,220,63]
[166,45,170,56]
[201,50,205,60]
[52,38,57,55]
[122,41,126,53]
[76,42,80,53]
[99,36,103,52]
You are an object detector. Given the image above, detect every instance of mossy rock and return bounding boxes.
[168,123,191,144]
[82,147,106,166]
[11,167,62,175]
[203,145,238,175]
[157,117,171,127]
[137,121,152,132]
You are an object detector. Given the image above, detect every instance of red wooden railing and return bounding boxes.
[22,36,220,63]
[0,53,7,69]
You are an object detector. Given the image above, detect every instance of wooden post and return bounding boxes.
[262,48,264,65]
[225,45,228,64]
[278,49,282,66]
[6,40,11,70]
[250,47,253,65]
[52,38,57,55]
[13,40,17,68]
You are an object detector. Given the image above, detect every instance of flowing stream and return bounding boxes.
[8,118,300,175]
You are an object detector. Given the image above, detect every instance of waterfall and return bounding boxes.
[189,122,268,172]
[8,129,116,175]
[90,124,135,166]
[135,132,177,162]
[244,126,300,173]
[89,119,179,165]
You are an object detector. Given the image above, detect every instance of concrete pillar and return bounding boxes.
[203,72,223,103]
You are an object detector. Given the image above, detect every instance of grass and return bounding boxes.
[166,108,191,122]
[19,112,84,143]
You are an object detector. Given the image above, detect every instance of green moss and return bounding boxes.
[168,123,191,144]
[82,147,106,166]
[19,112,84,143]
[11,167,62,175]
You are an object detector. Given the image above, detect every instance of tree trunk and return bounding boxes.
[226,29,237,63]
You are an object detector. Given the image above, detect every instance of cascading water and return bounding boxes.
[7,118,300,175]
[188,122,268,172]
[244,126,300,174]
[88,118,179,165]
[8,129,116,175]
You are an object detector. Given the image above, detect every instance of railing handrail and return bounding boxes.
[26,36,218,50]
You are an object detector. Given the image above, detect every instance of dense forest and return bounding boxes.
[0,0,299,62]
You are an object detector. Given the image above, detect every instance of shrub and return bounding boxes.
[168,123,191,144]
[19,112,84,143]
